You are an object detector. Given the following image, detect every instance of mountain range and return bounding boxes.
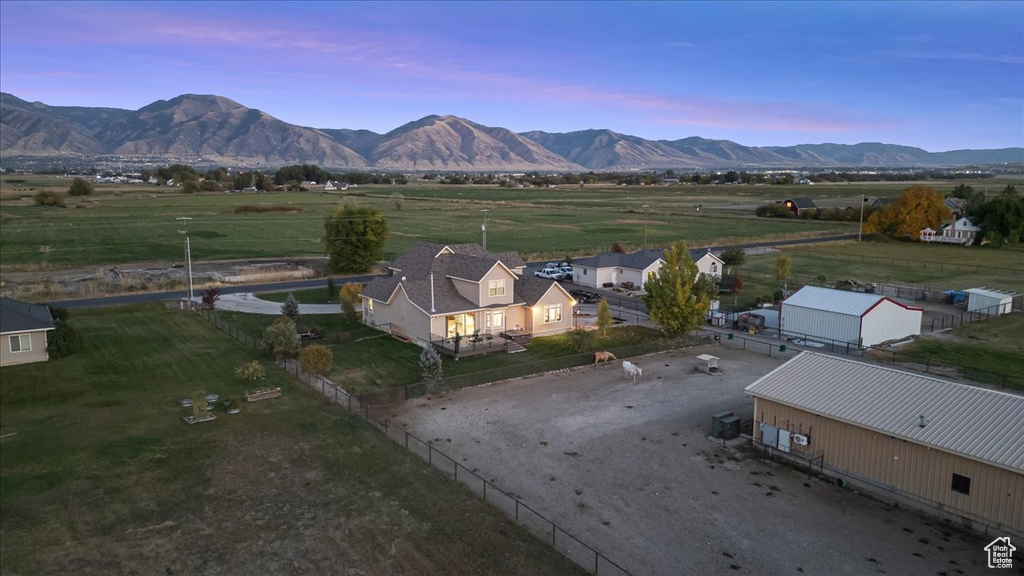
[2,92,1021,171]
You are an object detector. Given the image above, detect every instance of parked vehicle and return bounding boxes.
[535,267,565,280]
[569,289,600,304]
[558,265,574,279]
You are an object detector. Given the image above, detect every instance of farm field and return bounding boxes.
[0,304,585,575]
[898,313,1024,380]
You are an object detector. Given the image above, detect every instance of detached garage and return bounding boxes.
[746,352,1024,536]
[780,286,922,348]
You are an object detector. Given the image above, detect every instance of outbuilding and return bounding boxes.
[746,352,1024,536]
[780,285,922,348]
[964,288,1014,316]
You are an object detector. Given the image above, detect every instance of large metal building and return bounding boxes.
[746,352,1024,536]
[780,286,922,347]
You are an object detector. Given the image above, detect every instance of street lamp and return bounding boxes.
[176,217,194,308]
[480,209,489,250]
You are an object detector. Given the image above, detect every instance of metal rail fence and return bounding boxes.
[194,308,634,576]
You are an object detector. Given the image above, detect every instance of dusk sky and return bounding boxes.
[2,1,1022,151]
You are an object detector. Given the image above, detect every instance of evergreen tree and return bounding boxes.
[281,293,300,323]
[641,241,711,336]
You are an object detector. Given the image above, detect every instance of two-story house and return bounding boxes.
[360,242,575,356]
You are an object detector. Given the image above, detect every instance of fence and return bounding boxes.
[193,308,634,576]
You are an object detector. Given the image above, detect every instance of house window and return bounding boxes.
[583,269,587,275]
[485,311,504,330]
[951,473,971,495]
[488,280,505,297]
[543,304,562,323]
[9,334,31,353]
[711,263,718,273]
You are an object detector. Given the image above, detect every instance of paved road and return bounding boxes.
[48,234,858,309]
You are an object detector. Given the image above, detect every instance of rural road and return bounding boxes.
[48,234,857,309]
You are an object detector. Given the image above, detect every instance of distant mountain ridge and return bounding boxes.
[2,92,1021,170]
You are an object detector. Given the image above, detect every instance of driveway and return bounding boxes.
[211,293,350,315]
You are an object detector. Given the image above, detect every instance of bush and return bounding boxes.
[299,344,333,377]
[68,177,94,196]
[200,287,220,310]
[755,204,796,218]
[339,282,363,323]
[46,308,81,359]
[563,327,594,353]
[262,317,300,359]
[235,360,265,383]
[419,346,443,385]
[33,190,65,207]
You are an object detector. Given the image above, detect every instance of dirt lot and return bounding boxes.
[389,345,994,576]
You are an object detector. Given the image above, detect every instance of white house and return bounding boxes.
[694,250,725,280]
[920,217,980,246]
[780,286,922,348]
[1,297,55,367]
[571,249,665,289]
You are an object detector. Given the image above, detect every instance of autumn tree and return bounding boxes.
[339,282,364,323]
[775,254,792,288]
[641,241,712,336]
[235,360,265,383]
[596,298,613,337]
[323,205,389,273]
[262,317,301,359]
[864,185,952,238]
[299,344,333,377]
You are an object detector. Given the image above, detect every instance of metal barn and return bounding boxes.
[746,352,1024,537]
[780,286,922,348]
[964,288,1014,316]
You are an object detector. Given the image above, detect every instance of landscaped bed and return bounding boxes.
[0,304,585,575]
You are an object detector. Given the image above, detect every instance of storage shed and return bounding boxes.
[964,288,1014,316]
[746,352,1024,536]
[780,286,922,348]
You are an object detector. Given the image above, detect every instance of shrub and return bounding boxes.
[68,177,94,196]
[46,307,81,359]
[262,317,300,359]
[419,346,443,386]
[233,205,303,214]
[339,282,363,323]
[33,190,65,207]
[299,344,333,377]
[235,360,265,383]
[200,287,220,310]
[564,327,594,353]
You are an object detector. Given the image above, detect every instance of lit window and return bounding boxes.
[367,299,373,312]
[488,280,505,297]
[9,334,31,353]
[543,304,562,323]
[951,473,971,495]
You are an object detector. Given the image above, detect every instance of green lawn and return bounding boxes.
[256,286,339,304]
[0,304,585,575]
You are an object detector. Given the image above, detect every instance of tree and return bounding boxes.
[200,287,220,310]
[323,206,389,274]
[596,298,613,337]
[720,248,745,272]
[864,185,951,238]
[47,307,81,359]
[281,293,300,323]
[730,273,743,306]
[339,282,363,323]
[419,346,443,386]
[640,241,712,336]
[610,242,626,253]
[262,317,301,359]
[299,344,333,377]
[775,255,792,288]
[326,277,336,303]
[68,177,94,196]
[34,190,65,207]
[972,192,1024,246]
[564,327,594,352]
[235,360,265,383]
[191,390,208,419]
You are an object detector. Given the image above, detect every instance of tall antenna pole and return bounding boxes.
[177,217,194,307]
[480,209,490,250]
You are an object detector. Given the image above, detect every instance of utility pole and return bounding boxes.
[642,205,650,250]
[176,217,194,308]
[480,209,489,250]
[858,195,865,242]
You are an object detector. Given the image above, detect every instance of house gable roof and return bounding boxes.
[0,297,55,334]
[785,197,817,209]
[745,352,1024,472]
[514,275,571,306]
[694,251,725,265]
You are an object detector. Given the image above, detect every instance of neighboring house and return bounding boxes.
[747,352,1024,536]
[864,197,897,208]
[694,250,725,280]
[571,249,665,289]
[360,242,574,356]
[780,286,922,348]
[919,216,980,246]
[324,181,337,191]
[944,197,966,217]
[0,297,55,367]
[783,197,817,216]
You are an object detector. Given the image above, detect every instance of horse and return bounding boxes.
[622,360,642,382]
[594,351,617,365]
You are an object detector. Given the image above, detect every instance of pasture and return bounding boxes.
[0,304,584,575]
[19,174,1024,268]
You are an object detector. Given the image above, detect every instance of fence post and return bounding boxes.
[552,524,556,547]
[428,444,433,465]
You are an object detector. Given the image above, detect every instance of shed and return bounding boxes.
[964,288,1014,316]
[780,286,922,348]
[745,352,1024,535]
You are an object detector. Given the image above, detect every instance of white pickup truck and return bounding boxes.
[534,267,565,280]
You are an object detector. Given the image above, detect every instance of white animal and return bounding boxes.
[622,360,642,382]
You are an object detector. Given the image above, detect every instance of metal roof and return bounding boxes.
[745,352,1024,472]
[782,286,886,316]
[964,288,1014,301]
